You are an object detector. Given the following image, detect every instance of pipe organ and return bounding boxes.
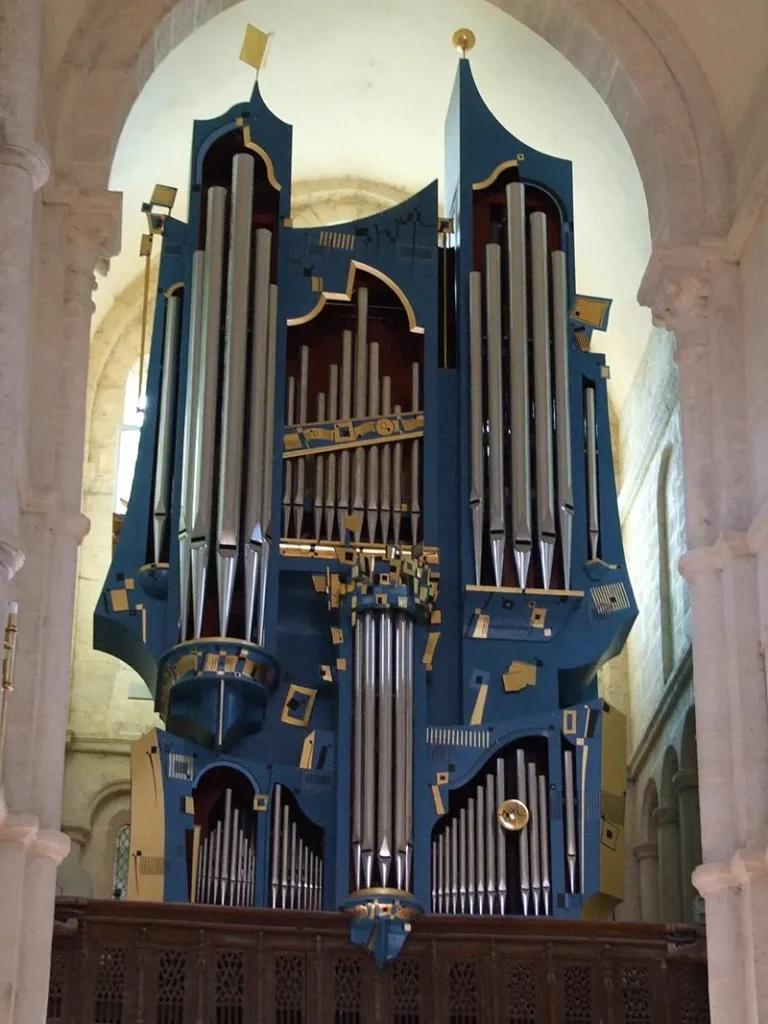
[96,32,635,967]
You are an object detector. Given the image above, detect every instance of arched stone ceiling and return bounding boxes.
[101,0,654,406]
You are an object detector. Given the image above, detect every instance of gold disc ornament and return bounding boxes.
[452,28,476,56]
[497,798,530,832]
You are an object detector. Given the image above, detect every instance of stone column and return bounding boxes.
[675,768,701,922]
[640,245,768,1024]
[634,841,660,922]
[653,806,683,922]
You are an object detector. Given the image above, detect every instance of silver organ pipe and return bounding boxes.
[325,364,339,539]
[220,788,232,905]
[516,749,530,916]
[281,803,290,909]
[527,761,541,916]
[468,271,484,585]
[485,773,496,913]
[393,404,403,545]
[475,784,485,913]
[506,182,532,590]
[485,243,505,587]
[404,611,414,889]
[496,757,507,914]
[338,330,353,532]
[361,611,376,889]
[367,343,381,542]
[255,281,280,646]
[585,384,600,559]
[292,345,310,538]
[380,375,392,544]
[153,291,180,564]
[538,773,551,915]
[282,376,295,536]
[271,783,282,907]
[194,788,259,909]
[376,607,393,887]
[352,602,364,890]
[217,153,254,636]
[467,796,476,914]
[394,608,407,890]
[190,185,226,639]
[564,748,577,893]
[179,250,205,641]
[352,289,369,540]
[451,820,459,913]
[552,250,573,589]
[530,211,556,591]
[313,392,326,539]
[289,821,297,909]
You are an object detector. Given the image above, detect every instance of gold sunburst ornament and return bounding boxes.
[452,28,476,57]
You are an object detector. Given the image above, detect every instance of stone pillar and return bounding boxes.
[634,841,660,922]
[640,245,768,1024]
[653,806,683,922]
[675,768,702,922]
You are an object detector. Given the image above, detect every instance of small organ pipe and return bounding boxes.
[469,271,484,585]
[325,364,339,539]
[282,377,295,536]
[476,785,486,914]
[221,789,232,906]
[217,154,254,635]
[366,343,381,542]
[496,757,507,914]
[352,289,369,540]
[380,376,392,543]
[393,404,403,544]
[538,773,551,915]
[437,832,444,913]
[271,783,282,908]
[394,611,408,891]
[404,615,414,890]
[506,183,532,589]
[451,821,459,914]
[191,185,226,639]
[531,211,556,590]
[362,612,376,889]
[485,244,505,587]
[485,773,496,914]
[410,363,421,543]
[229,808,240,905]
[292,345,310,538]
[564,749,577,893]
[459,807,468,914]
[338,331,353,530]
[352,616,364,889]
[585,385,599,559]
[432,840,438,912]
[212,821,222,905]
[289,821,297,909]
[552,250,573,588]
[314,392,326,539]
[468,796,476,914]
[153,291,180,564]
[377,610,393,888]
[179,250,205,642]
[281,803,290,909]
[516,749,530,916]
[527,761,541,916]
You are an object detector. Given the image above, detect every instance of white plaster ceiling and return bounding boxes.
[103,0,653,406]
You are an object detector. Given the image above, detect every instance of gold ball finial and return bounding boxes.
[497,798,530,832]
[452,28,476,57]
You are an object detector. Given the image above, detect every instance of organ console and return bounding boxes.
[95,28,636,966]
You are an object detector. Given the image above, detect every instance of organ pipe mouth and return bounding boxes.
[497,798,530,832]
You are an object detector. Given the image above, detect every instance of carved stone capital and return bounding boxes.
[653,806,679,828]
[633,840,659,863]
[0,119,50,190]
[0,537,25,582]
[693,848,768,896]
[44,188,122,311]
[638,245,711,338]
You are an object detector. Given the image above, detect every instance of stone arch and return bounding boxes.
[50,0,728,251]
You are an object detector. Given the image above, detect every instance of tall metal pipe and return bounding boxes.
[366,343,381,542]
[362,612,376,888]
[352,615,364,889]
[538,773,551,915]
[229,808,240,906]
[271,783,282,908]
[338,331,353,531]
[212,820,222,905]
[289,821,297,909]
[437,833,444,913]
[527,761,541,915]
[485,773,496,914]
[467,796,476,914]
[432,840,438,912]
[179,250,205,642]
[404,615,414,890]
[469,271,484,585]
[191,185,227,638]
[153,292,180,564]
[516,749,530,915]
[281,803,290,909]
[325,364,339,539]
[221,789,232,906]
[552,250,573,588]
[496,757,507,914]
[459,807,468,914]
[506,183,532,589]
[585,385,599,559]
[282,376,295,536]
[530,212,556,590]
[393,404,403,545]
[485,244,505,587]
[377,611,393,887]
[352,289,369,540]
[292,345,310,538]
[380,375,392,544]
[410,363,421,543]
[254,281,280,646]
[451,820,459,913]
[564,748,577,893]
[314,392,326,539]
[217,154,255,635]
[394,613,407,890]
[476,785,486,913]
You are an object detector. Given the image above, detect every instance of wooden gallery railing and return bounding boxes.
[48,898,709,1024]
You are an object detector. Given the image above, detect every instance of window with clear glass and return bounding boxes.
[114,362,145,516]
[112,824,131,899]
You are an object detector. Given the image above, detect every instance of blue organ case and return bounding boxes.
[95,53,635,966]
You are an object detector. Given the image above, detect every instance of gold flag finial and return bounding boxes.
[240,24,272,72]
[452,28,476,57]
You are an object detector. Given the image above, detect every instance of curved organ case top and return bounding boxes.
[95,45,636,966]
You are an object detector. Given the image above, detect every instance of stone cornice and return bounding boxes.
[679,530,753,581]
[627,646,693,780]
[65,733,134,756]
[0,813,70,864]
[694,848,768,896]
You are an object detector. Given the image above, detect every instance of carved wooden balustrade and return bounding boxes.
[48,898,709,1023]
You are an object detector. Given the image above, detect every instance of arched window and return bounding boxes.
[112,824,131,900]
[114,362,145,516]
[657,446,674,681]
